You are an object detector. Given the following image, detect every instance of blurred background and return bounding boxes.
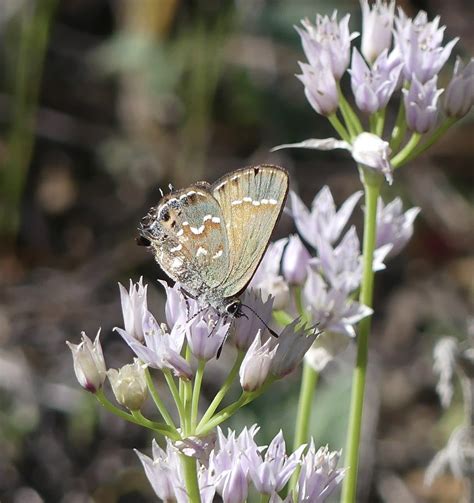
[0,0,472,502]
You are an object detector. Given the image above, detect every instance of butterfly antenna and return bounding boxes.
[241,303,279,338]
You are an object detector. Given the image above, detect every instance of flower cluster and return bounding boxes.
[136,425,344,502]
[251,185,419,372]
[273,1,473,183]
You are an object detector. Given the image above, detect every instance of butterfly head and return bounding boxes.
[224,299,242,317]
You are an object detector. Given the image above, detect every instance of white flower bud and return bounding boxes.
[67,330,106,393]
[107,358,148,410]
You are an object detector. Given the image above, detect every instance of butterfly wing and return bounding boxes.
[140,184,231,297]
[212,165,289,297]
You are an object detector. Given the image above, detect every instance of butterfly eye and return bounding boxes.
[225,300,241,316]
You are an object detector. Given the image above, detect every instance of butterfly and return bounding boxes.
[138,165,289,320]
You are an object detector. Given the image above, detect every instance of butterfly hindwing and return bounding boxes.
[142,184,230,296]
[212,165,289,297]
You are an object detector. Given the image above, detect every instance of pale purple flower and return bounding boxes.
[135,439,181,502]
[221,460,248,503]
[239,331,277,391]
[394,9,459,84]
[270,319,318,378]
[297,12,358,80]
[403,75,443,133]
[136,439,215,503]
[296,442,345,502]
[67,329,106,393]
[351,132,393,183]
[118,278,148,343]
[246,430,305,494]
[297,62,339,116]
[186,315,229,361]
[360,0,396,63]
[159,280,194,328]
[311,226,390,288]
[232,289,274,351]
[376,197,420,257]
[289,187,362,249]
[312,227,362,292]
[115,311,192,379]
[303,270,372,338]
[107,358,147,410]
[282,234,312,285]
[209,426,260,494]
[250,238,289,309]
[350,48,403,114]
[444,57,474,118]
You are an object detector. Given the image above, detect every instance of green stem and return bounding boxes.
[197,379,274,436]
[144,368,177,430]
[273,310,294,327]
[196,350,244,431]
[372,109,385,137]
[95,391,179,438]
[290,361,319,492]
[1,0,58,238]
[191,360,206,428]
[389,99,406,153]
[182,344,193,434]
[391,133,421,169]
[163,369,186,428]
[328,114,351,143]
[338,85,364,138]
[393,118,457,168]
[341,177,381,503]
[180,453,201,503]
[260,495,271,503]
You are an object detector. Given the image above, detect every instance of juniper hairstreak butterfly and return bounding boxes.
[138,165,289,321]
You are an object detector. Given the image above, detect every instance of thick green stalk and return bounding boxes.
[289,361,319,492]
[341,176,381,503]
[181,453,201,503]
[196,350,244,430]
[144,368,177,430]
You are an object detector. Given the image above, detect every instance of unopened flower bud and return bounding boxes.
[107,358,148,410]
[239,332,277,391]
[282,234,311,285]
[67,330,106,393]
[297,62,339,116]
[403,75,443,133]
[444,57,474,118]
[271,319,317,378]
[360,0,395,63]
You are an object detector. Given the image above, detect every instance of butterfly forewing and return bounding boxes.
[212,165,289,297]
[144,184,231,296]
